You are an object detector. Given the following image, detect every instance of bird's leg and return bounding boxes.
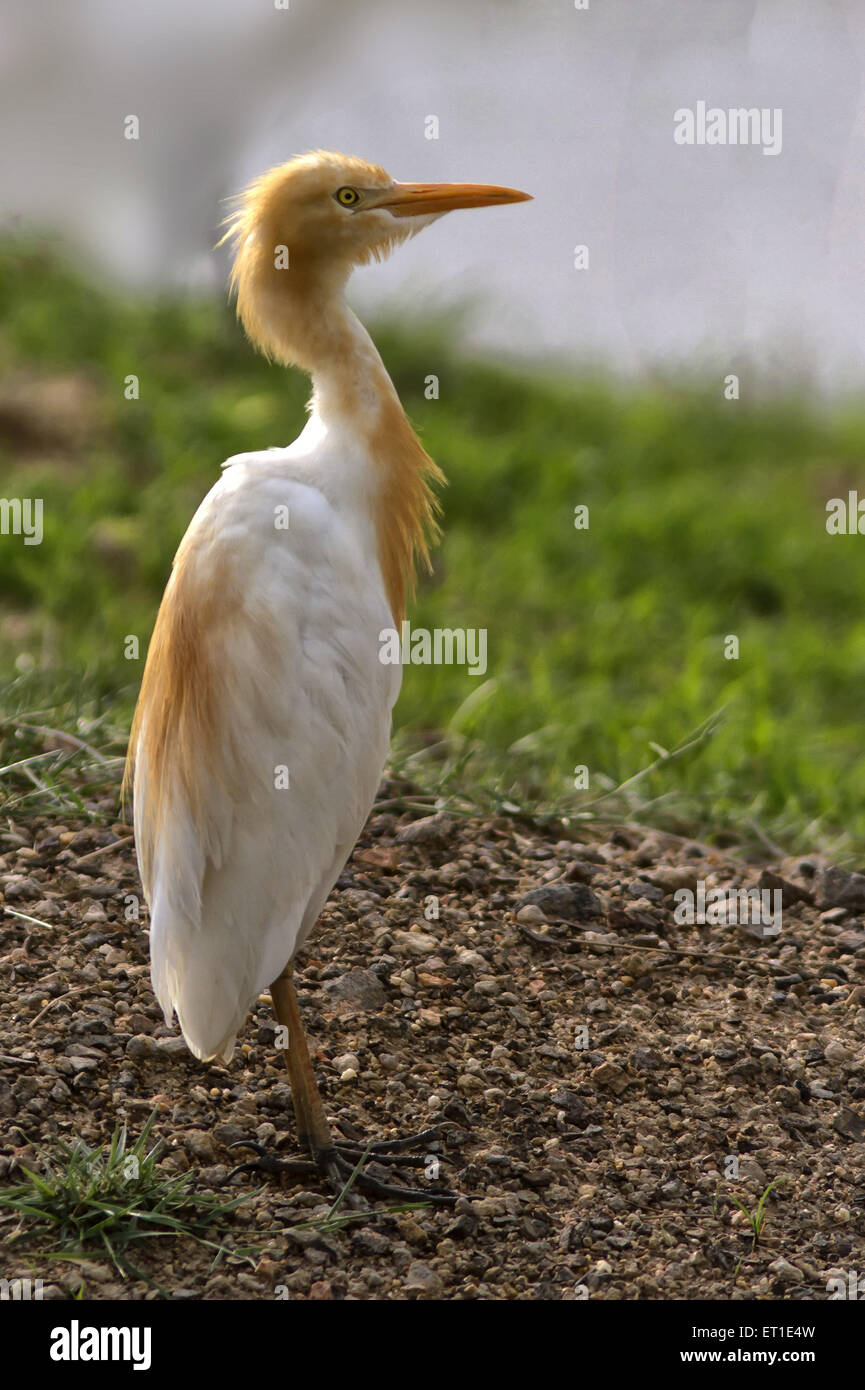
[271,964,345,1175]
[228,963,457,1205]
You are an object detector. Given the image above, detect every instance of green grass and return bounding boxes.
[2,233,865,853]
[730,1178,786,1251]
[0,1108,441,1286]
[0,1111,252,1281]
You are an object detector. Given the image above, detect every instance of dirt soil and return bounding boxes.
[1,782,864,1300]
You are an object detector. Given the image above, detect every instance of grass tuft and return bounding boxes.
[0,1111,252,1278]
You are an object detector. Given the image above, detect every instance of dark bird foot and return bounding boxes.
[227,1123,458,1207]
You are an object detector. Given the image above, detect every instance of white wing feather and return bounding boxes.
[134,433,399,1061]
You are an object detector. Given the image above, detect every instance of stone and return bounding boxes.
[391,931,439,956]
[516,905,546,925]
[185,1129,216,1162]
[395,814,454,846]
[404,1261,443,1297]
[323,968,386,1010]
[455,949,489,970]
[768,1257,804,1284]
[516,884,603,924]
[591,1061,629,1094]
[1,875,41,901]
[815,865,865,912]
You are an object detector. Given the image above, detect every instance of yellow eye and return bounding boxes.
[335,186,361,208]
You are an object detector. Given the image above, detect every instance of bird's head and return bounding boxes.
[221,149,531,361]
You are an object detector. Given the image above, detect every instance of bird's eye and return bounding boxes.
[335,186,361,208]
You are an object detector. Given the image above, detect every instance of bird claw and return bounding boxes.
[226,1128,458,1206]
[226,1141,320,1181]
[329,1122,451,1171]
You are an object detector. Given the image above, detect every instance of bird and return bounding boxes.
[125,149,531,1202]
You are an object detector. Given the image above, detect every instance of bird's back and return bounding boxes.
[130,435,399,1060]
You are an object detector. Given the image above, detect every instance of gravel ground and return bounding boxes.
[1,782,864,1301]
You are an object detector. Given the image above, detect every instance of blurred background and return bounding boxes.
[2,0,865,853]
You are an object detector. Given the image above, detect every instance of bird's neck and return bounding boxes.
[239,263,443,622]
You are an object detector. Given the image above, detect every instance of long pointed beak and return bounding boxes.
[376,180,532,218]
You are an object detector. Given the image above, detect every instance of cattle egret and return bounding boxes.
[126,150,530,1202]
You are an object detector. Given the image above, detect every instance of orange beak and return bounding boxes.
[376,180,532,218]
